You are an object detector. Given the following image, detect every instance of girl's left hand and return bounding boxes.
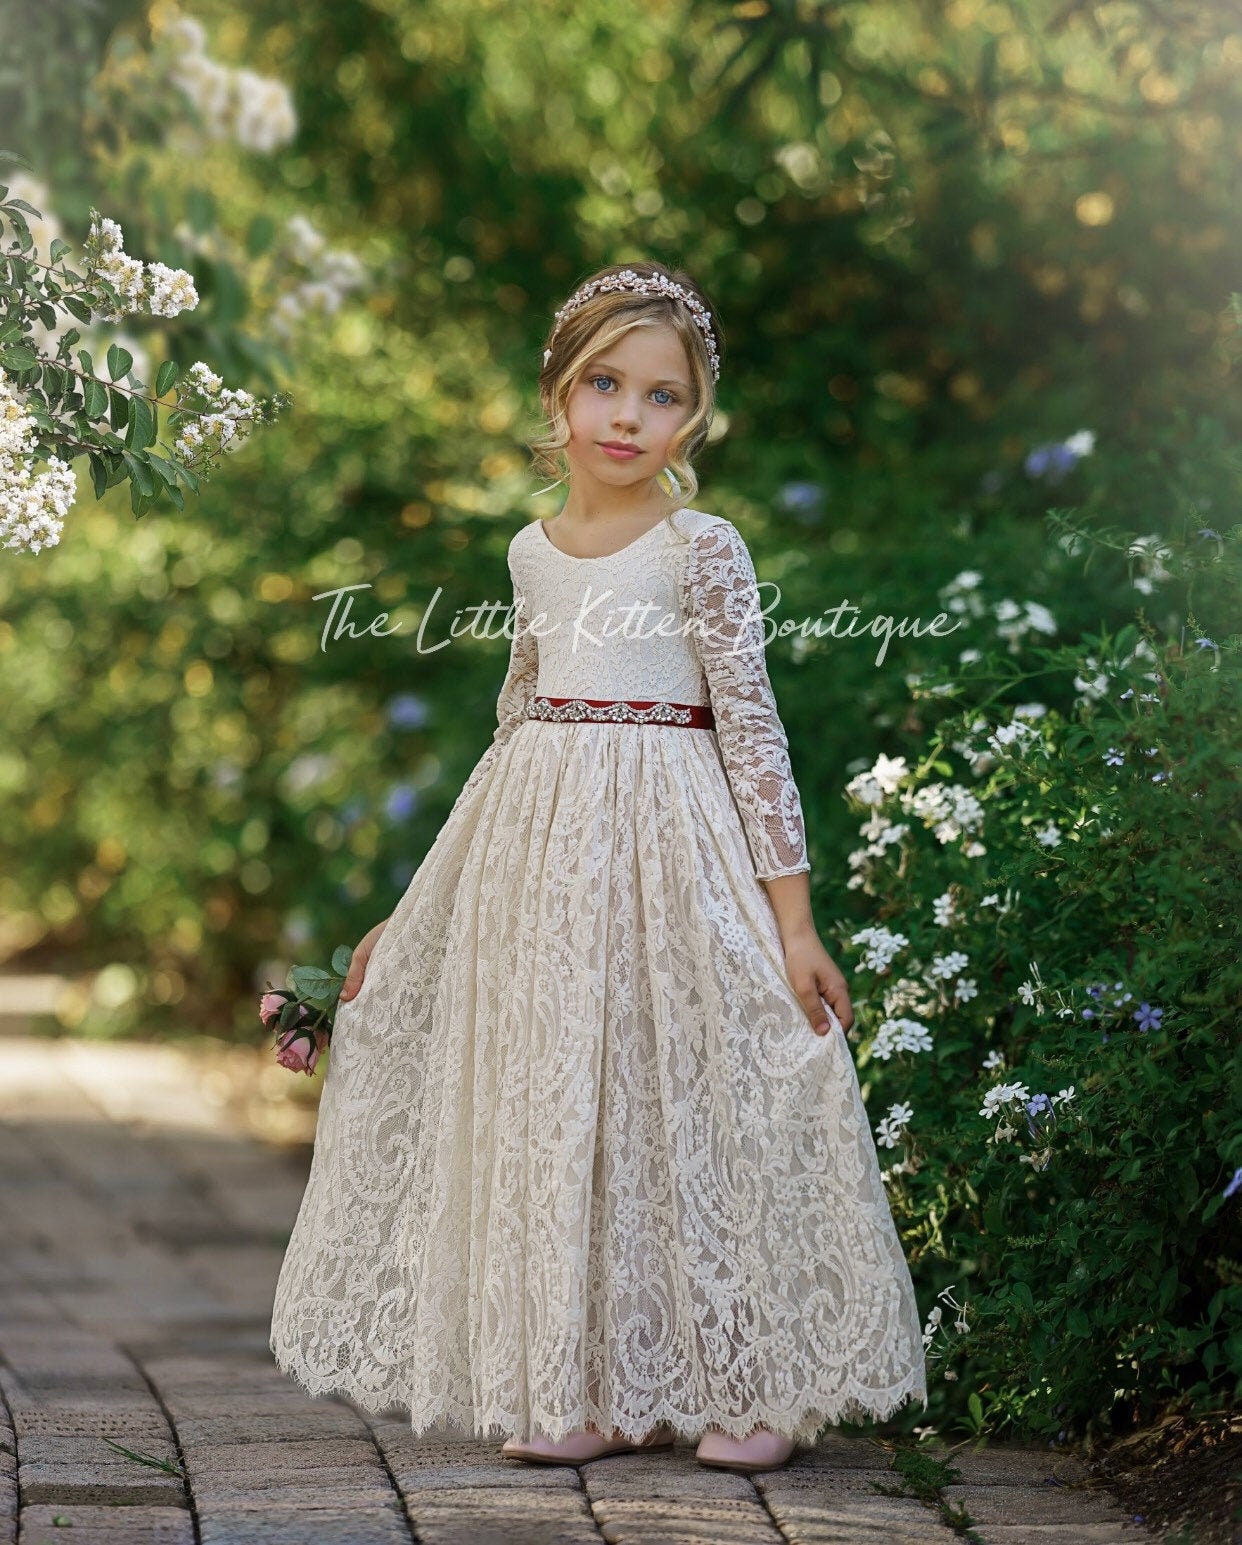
[782,930,855,1036]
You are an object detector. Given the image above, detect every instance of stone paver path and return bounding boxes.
[0,1032,1152,1544]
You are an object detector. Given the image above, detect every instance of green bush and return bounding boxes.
[832,506,1241,1440]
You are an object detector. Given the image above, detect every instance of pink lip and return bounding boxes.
[599,443,642,458]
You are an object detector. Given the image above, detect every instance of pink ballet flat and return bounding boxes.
[502,1423,675,1464]
[695,1426,797,1473]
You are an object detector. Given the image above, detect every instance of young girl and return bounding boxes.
[269,260,927,1473]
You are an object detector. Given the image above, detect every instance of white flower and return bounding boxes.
[928,950,970,982]
[932,890,956,926]
[954,977,977,1003]
[849,925,909,974]
[1017,981,1036,1005]
[1052,1085,1076,1105]
[876,1101,914,1148]
[0,369,77,553]
[1035,822,1061,847]
[982,1048,1004,1070]
[870,1017,934,1060]
[1064,429,1095,456]
[980,1081,1030,1117]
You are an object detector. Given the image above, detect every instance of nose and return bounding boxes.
[611,393,642,431]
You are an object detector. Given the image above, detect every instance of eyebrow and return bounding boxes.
[589,360,691,392]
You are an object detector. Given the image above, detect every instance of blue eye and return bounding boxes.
[589,374,679,406]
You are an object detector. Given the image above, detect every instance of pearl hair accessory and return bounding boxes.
[542,269,720,382]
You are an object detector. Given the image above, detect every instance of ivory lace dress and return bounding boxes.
[269,507,927,1444]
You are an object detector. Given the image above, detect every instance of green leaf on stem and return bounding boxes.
[108,387,129,432]
[106,343,134,382]
[125,395,154,451]
[83,378,108,419]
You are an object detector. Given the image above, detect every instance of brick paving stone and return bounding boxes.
[197,1507,411,1545]
[16,1503,194,1545]
[403,1485,603,1545]
[174,1410,365,1444]
[590,1493,782,1542]
[918,1440,1088,1485]
[757,1492,945,1545]
[968,1529,1143,1544]
[942,1481,1130,1525]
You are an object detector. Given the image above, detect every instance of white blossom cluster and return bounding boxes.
[1127,534,1174,594]
[938,569,1059,656]
[844,752,908,806]
[84,213,199,324]
[875,1100,913,1148]
[270,215,368,343]
[1072,636,1160,707]
[0,368,76,553]
[173,361,260,462]
[869,1016,934,1060]
[922,1283,970,1360]
[849,924,908,974]
[159,12,297,153]
[899,780,986,850]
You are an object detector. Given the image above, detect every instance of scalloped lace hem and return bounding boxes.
[269,1338,928,1446]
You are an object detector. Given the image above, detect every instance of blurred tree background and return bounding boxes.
[0,0,1236,1036]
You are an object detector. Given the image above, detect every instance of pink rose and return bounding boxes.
[275,1027,318,1075]
[259,989,290,1029]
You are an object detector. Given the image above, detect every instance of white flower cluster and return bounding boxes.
[881,975,939,1019]
[1127,534,1174,595]
[870,1016,934,1060]
[900,781,986,849]
[160,12,297,153]
[849,925,908,974]
[875,1100,913,1148]
[173,361,260,462]
[270,215,368,343]
[927,949,970,982]
[1072,636,1160,707]
[85,214,199,324]
[844,752,908,806]
[939,569,1058,656]
[0,368,76,554]
[922,1283,970,1361]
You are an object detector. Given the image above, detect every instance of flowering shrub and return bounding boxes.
[832,517,1241,1440]
[0,183,291,550]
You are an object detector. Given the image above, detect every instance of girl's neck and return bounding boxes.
[557,478,675,528]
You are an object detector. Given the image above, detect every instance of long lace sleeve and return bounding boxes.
[684,521,810,881]
[448,555,539,811]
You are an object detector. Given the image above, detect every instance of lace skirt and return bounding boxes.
[268,713,928,1442]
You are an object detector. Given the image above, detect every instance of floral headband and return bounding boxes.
[542,268,720,382]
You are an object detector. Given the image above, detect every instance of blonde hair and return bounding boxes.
[525,259,722,530]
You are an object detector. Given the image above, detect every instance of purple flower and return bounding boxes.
[385,783,418,821]
[1024,445,1052,478]
[387,693,429,729]
[1224,1167,1242,1200]
[1133,1002,1163,1033]
[1194,637,1217,650]
[1027,1093,1053,1115]
[1081,1008,1095,1019]
[1119,688,1134,700]
[1197,527,1220,540]
[1087,984,1104,999]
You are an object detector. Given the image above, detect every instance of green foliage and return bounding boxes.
[835,508,1240,1441]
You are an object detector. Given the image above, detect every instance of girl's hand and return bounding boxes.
[340,917,390,1002]
[782,928,855,1036]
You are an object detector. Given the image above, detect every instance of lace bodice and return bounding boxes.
[458,509,809,881]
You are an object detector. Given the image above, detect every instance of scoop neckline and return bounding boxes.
[536,513,672,562]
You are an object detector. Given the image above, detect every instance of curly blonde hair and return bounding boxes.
[526,260,722,520]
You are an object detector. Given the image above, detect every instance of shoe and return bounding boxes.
[502,1423,676,1464]
[695,1426,796,1473]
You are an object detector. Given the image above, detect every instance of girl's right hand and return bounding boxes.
[340,917,390,1002]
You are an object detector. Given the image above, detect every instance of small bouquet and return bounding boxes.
[259,945,355,1075]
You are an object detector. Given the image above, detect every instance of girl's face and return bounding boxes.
[562,323,696,494]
